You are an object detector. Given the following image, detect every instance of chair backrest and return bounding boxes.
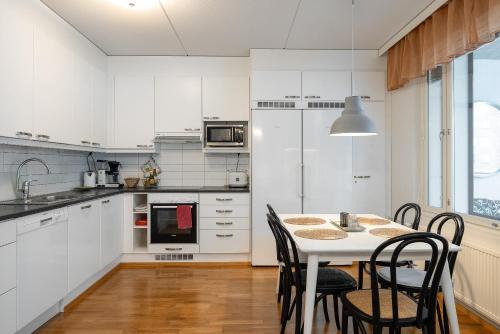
[266,204,283,263]
[394,203,421,230]
[426,212,465,274]
[268,214,304,290]
[369,232,449,325]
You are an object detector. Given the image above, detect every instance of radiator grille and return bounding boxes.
[453,242,500,324]
[307,102,345,109]
[154,253,194,261]
[256,101,296,109]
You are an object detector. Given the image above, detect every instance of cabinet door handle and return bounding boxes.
[304,95,320,99]
[216,222,233,226]
[40,217,53,226]
[16,131,33,138]
[92,142,100,147]
[211,116,220,120]
[102,199,110,204]
[137,144,150,148]
[285,95,300,99]
[216,198,233,202]
[81,140,91,145]
[193,128,201,131]
[184,128,193,131]
[216,234,234,238]
[203,117,210,120]
[81,204,92,210]
[360,96,371,100]
[165,247,182,251]
[216,209,233,213]
[36,134,50,140]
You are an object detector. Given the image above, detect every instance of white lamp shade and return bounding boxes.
[330,96,377,136]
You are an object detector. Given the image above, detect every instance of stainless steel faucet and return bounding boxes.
[16,158,51,201]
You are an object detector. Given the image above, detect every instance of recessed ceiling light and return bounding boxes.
[110,0,157,10]
[128,1,135,7]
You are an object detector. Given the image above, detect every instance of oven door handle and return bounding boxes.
[151,205,194,209]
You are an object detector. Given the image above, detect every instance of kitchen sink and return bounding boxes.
[0,194,79,205]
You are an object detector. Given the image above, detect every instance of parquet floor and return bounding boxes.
[36,264,498,334]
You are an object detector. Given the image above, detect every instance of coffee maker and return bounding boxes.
[96,160,123,188]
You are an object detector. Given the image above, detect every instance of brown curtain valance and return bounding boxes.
[387,0,500,91]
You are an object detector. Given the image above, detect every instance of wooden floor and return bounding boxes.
[37,264,498,334]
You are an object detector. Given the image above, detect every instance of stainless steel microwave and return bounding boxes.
[205,124,245,147]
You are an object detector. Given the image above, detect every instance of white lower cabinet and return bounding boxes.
[100,196,123,268]
[200,230,250,253]
[0,243,16,295]
[0,288,16,334]
[68,201,100,292]
[199,193,249,254]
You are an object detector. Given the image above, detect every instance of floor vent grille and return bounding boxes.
[155,254,194,261]
[307,102,345,109]
[257,101,296,109]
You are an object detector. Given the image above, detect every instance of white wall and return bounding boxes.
[389,78,425,214]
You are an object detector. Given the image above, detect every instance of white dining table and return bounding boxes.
[279,213,461,334]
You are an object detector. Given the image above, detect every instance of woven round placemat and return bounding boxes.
[283,217,326,225]
[370,228,412,238]
[294,228,348,240]
[358,217,390,225]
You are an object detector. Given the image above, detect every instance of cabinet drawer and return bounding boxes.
[0,288,16,334]
[200,230,249,253]
[0,220,16,247]
[200,205,249,218]
[0,243,16,295]
[200,193,249,206]
[200,218,249,230]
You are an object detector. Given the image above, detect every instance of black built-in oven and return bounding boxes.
[150,202,197,244]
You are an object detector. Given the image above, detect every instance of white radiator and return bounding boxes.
[453,241,500,325]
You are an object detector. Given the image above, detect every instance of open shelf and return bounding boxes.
[133,225,148,229]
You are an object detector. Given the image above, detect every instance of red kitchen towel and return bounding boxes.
[177,205,192,230]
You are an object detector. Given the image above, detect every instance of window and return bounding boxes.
[427,37,500,222]
[427,66,444,208]
[453,38,500,220]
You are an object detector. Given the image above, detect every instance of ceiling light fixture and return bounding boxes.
[330,0,377,137]
[128,1,135,7]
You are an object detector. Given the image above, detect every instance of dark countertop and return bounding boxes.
[0,186,249,223]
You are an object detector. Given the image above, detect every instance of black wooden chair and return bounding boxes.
[268,214,357,334]
[358,203,422,289]
[341,232,449,334]
[266,204,330,305]
[377,212,465,334]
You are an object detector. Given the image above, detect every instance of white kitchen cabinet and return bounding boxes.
[0,220,16,247]
[0,243,16,296]
[68,201,100,292]
[352,102,386,217]
[155,76,202,135]
[302,71,351,101]
[353,71,386,101]
[100,196,123,268]
[72,55,93,146]
[251,71,302,101]
[200,230,249,253]
[0,288,16,334]
[34,27,74,144]
[202,76,249,121]
[91,66,107,148]
[0,2,34,140]
[114,76,155,149]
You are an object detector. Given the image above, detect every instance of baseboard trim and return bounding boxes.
[119,261,252,269]
[456,299,500,332]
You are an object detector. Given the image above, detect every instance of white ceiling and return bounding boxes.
[40,0,435,56]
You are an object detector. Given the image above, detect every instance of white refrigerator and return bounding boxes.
[251,108,354,265]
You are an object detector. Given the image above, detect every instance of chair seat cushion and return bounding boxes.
[343,289,417,320]
[378,267,426,289]
[301,267,357,291]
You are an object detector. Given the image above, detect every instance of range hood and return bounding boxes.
[154,133,202,143]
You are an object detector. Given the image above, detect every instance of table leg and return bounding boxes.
[440,259,460,334]
[303,254,319,334]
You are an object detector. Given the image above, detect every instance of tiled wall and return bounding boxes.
[114,143,249,187]
[0,142,250,201]
[0,144,91,201]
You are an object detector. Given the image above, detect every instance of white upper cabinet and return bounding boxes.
[155,76,202,135]
[251,71,301,101]
[202,76,249,121]
[302,71,351,101]
[114,76,155,149]
[352,71,386,101]
[0,3,34,140]
[72,56,93,146]
[34,27,74,144]
[91,67,107,148]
